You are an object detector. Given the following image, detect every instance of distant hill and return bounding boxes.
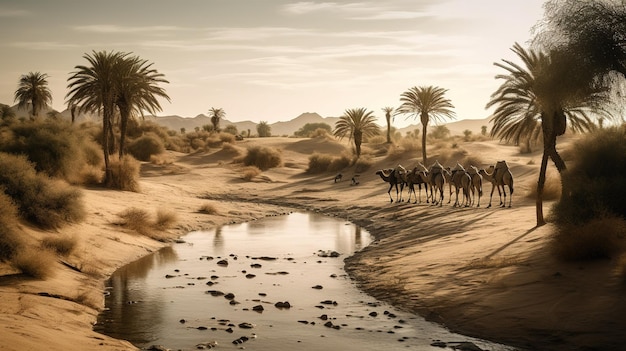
[1,102,492,137]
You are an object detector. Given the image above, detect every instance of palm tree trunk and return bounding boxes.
[102,108,113,186]
[421,115,428,164]
[354,130,362,158]
[118,105,130,159]
[536,151,549,226]
[386,115,391,144]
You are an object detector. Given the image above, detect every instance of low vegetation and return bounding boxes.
[117,207,178,238]
[41,235,78,257]
[241,166,262,181]
[239,146,282,170]
[127,132,165,161]
[550,127,626,261]
[12,247,57,279]
[0,191,22,261]
[108,155,141,192]
[198,202,219,215]
[0,153,85,229]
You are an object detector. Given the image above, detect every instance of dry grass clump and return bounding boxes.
[328,154,351,172]
[0,153,86,229]
[154,208,178,230]
[0,191,22,261]
[41,235,78,257]
[307,153,352,174]
[366,135,387,145]
[240,146,282,171]
[117,207,178,237]
[354,156,374,173]
[219,132,236,144]
[466,256,520,269]
[12,247,56,279]
[550,214,626,261]
[198,202,219,215]
[526,170,562,200]
[149,153,174,165]
[241,166,262,181]
[128,133,165,161]
[108,155,141,192]
[398,138,421,153]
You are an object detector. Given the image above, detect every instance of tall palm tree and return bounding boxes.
[397,86,455,164]
[382,106,395,143]
[66,51,129,185]
[14,72,52,119]
[486,43,610,225]
[115,55,169,158]
[208,107,225,132]
[333,107,380,158]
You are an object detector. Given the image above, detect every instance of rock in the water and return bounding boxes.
[252,305,264,312]
[312,285,323,289]
[238,322,255,329]
[274,301,291,309]
[216,259,228,266]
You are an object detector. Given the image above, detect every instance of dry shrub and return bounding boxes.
[117,207,152,235]
[526,170,561,200]
[78,165,104,186]
[128,133,165,161]
[13,247,56,279]
[460,155,486,169]
[398,138,421,153]
[155,208,177,230]
[0,191,22,261]
[366,135,387,145]
[241,146,282,171]
[241,166,262,181]
[219,132,236,144]
[221,142,244,156]
[150,154,173,165]
[205,135,223,148]
[0,153,86,229]
[41,234,78,257]
[354,156,374,173]
[109,155,140,192]
[198,203,218,215]
[190,138,206,150]
[307,153,333,174]
[310,128,331,138]
[550,214,626,261]
[328,153,351,172]
[466,256,520,269]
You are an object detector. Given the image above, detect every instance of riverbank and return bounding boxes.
[1,137,624,351]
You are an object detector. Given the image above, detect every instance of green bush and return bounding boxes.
[0,190,22,261]
[241,146,282,170]
[128,133,165,161]
[0,153,85,229]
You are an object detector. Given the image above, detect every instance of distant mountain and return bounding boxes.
[1,102,492,137]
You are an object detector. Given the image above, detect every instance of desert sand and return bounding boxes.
[0,136,624,351]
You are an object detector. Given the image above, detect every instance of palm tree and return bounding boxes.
[67,51,129,185]
[486,43,610,225]
[115,55,169,158]
[14,72,52,119]
[381,106,395,143]
[208,107,225,132]
[333,107,380,158]
[257,121,271,137]
[397,86,455,164]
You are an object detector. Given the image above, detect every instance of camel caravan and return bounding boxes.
[376,160,514,208]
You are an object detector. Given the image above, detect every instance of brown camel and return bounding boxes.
[376,168,404,203]
[468,165,483,207]
[428,161,445,206]
[405,165,430,204]
[479,161,514,208]
[449,163,472,207]
[442,167,456,203]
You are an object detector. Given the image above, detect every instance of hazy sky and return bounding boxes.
[1,0,546,127]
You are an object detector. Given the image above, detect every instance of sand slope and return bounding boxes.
[0,136,624,351]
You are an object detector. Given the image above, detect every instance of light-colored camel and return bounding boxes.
[467,165,483,207]
[479,161,514,208]
[428,161,446,206]
[405,165,430,204]
[448,163,472,207]
[442,167,456,203]
[376,168,404,203]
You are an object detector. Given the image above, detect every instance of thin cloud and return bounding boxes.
[72,24,188,34]
[0,8,31,17]
[10,41,80,50]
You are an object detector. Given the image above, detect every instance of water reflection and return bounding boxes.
[97,212,518,351]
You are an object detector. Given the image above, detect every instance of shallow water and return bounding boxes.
[96,212,519,351]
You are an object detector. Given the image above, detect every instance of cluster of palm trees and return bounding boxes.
[65,51,170,186]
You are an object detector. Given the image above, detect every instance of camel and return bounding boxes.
[448,163,472,207]
[427,161,446,206]
[376,168,404,203]
[479,160,514,208]
[467,165,483,207]
[334,173,342,183]
[405,165,430,204]
[442,167,456,204]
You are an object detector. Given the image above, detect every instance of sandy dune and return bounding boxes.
[0,136,624,351]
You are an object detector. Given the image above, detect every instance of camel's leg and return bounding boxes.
[487,184,495,208]
[387,184,394,203]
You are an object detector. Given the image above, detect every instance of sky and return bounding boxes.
[0,0,547,128]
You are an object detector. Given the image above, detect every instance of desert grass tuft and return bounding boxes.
[13,247,56,279]
[198,202,219,215]
[154,208,178,230]
[108,155,141,192]
[128,133,165,161]
[241,166,262,181]
[550,214,626,261]
[41,234,78,257]
[240,146,282,170]
[0,191,22,261]
[526,170,561,200]
[117,207,152,235]
[466,256,520,269]
[354,156,374,173]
